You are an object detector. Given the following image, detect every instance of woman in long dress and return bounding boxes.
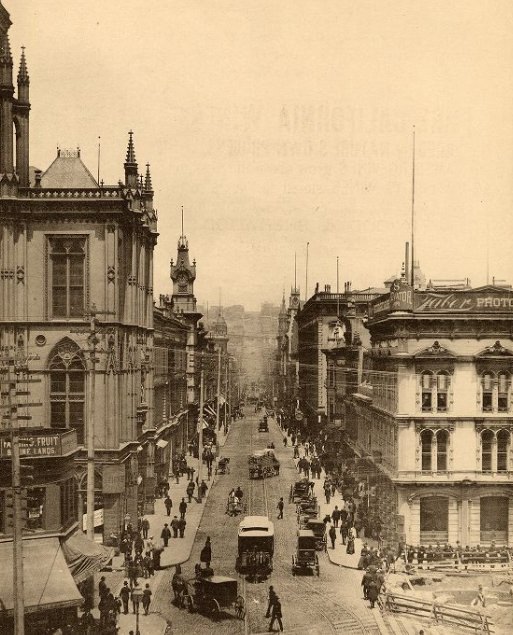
[346,524,356,555]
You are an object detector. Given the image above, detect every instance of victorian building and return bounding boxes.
[0,2,158,545]
[152,296,188,503]
[0,2,156,628]
[296,283,384,431]
[348,280,513,548]
[169,227,202,435]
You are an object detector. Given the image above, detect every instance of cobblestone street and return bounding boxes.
[150,414,386,634]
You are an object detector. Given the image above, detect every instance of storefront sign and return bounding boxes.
[82,508,104,531]
[415,291,513,313]
[370,280,413,317]
[102,464,126,494]
[0,430,77,457]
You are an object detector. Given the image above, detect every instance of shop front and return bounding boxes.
[0,537,83,633]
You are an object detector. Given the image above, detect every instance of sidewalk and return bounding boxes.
[279,427,372,570]
[92,425,230,634]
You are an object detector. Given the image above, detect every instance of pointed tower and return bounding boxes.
[124,130,138,188]
[278,291,288,337]
[14,46,30,187]
[143,162,154,209]
[170,208,198,315]
[0,3,14,178]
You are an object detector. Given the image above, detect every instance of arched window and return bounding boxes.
[436,429,449,471]
[49,344,86,444]
[498,373,510,412]
[436,372,450,412]
[421,372,432,412]
[481,430,494,472]
[497,430,510,472]
[421,429,433,471]
[481,373,494,412]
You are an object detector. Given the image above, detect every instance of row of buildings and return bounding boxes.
[0,3,236,629]
[276,265,513,549]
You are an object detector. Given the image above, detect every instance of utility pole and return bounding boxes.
[223,357,228,433]
[197,367,204,501]
[0,352,41,635]
[216,347,221,431]
[8,358,24,635]
[70,306,113,539]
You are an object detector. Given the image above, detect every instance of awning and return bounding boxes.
[0,537,83,615]
[61,531,113,585]
[156,439,168,448]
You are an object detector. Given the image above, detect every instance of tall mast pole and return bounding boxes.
[305,242,309,301]
[87,314,98,540]
[411,126,416,288]
[336,256,340,318]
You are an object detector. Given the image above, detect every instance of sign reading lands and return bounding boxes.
[0,431,77,457]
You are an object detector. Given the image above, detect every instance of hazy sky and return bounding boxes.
[9,0,513,309]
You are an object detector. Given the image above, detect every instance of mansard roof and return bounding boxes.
[41,151,98,188]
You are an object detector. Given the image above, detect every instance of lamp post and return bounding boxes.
[131,585,143,635]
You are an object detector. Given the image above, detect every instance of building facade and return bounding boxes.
[296,283,384,431]
[0,12,158,539]
[348,281,513,547]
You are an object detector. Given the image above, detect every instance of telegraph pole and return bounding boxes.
[0,352,41,635]
[223,357,228,433]
[70,306,113,539]
[216,347,221,431]
[8,358,24,635]
[197,367,204,500]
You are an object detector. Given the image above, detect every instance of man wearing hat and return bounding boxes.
[268,594,283,631]
[265,585,278,618]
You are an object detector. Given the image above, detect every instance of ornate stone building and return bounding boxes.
[349,281,513,547]
[0,0,158,540]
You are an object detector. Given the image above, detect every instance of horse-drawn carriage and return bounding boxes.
[305,519,327,551]
[215,457,230,475]
[235,515,274,579]
[258,418,269,432]
[289,478,313,503]
[248,450,280,479]
[292,530,320,576]
[297,497,320,528]
[176,571,245,620]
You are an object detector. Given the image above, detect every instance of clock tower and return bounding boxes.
[170,233,197,314]
[170,223,202,408]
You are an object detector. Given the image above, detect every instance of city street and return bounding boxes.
[152,414,385,634]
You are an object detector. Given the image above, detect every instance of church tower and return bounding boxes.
[170,209,198,315]
[0,1,30,194]
[170,210,202,407]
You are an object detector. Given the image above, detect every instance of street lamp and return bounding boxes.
[131,585,143,635]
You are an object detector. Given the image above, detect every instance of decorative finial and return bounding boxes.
[125,130,137,164]
[144,163,153,191]
[17,46,29,84]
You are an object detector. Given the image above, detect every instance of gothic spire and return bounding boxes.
[125,129,136,164]
[17,45,28,84]
[124,130,138,188]
[144,163,153,192]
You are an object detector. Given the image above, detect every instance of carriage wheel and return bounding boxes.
[210,598,221,620]
[235,595,246,619]
[316,555,320,576]
[184,594,194,613]
[292,555,296,575]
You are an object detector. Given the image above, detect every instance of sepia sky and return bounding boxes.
[8,0,513,309]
